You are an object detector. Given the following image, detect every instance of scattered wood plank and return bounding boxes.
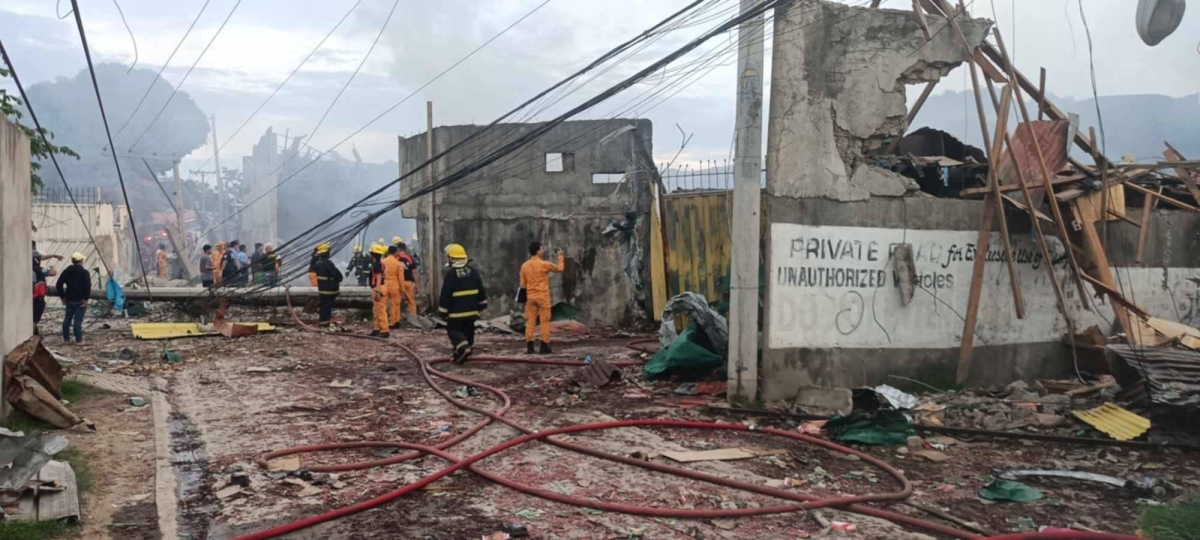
[1125,182,1199,212]
[1162,142,1200,207]
[659,448,786,463]
[1135,185,1159,264]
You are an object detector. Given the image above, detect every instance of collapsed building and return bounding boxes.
[399,119,655,327]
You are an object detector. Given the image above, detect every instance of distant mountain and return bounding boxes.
[910,90,1200,163]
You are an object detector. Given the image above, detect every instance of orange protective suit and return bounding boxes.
[156,249,168,278]
[382,255,405,326]
[212,243,226,284]
[519,252,564,343]
[370,256,389,333]
[402,282,417,315]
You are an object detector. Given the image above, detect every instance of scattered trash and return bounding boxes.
[673,381,725,396]
[622,392,650,399]
[3,336,65,398]
[998,469,1162,497]
[660,448,786,463]
[657,292,728,354]
[128,397,146,407]
[328,379,353,388]
[830,521,858,533]
[1071,403,1150,441]
[231,472,251,487]
[161,350,182,363]
[246,367,272,373]
[644,322,724,381]
[215,486,243,499]
[454,385,479,398]
[482,533,510,540]
[0,428,25,438]
[874,384,919,409]
[978,480,1045,502]
[3,459,80,522]
[7,376,84,429]
[826,410,915,446]
[914,449,952,462]
[266,457,301,473]
[502,522,529,538]
[798,420,827,435]
[710,518,737,530]
[513,508,543,520]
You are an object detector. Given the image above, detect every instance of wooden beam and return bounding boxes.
[1091,127,1109,250]
[987,85,1024,319]
[1001,194,1053,224]
[1079,274,1152,320]
[912,0,932,39]
[994,28,1093,309]
[885,80,939,154]
[1071,200,1136,342]
[1037,67,1047,121]
[1162,142,1200,207]
[1135,186,1159,264]
[870,0,883,7]
[957,194,996,385]
[1108,209,1140,228]
[959,173,1085,198]
[1125,182,1200,212]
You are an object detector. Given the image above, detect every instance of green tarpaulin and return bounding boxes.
[643,323,724,381]
[826,410,916,446]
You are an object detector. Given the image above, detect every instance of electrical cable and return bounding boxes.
[0,38,112,276]
[125,0,243,151]
[56,0,73,19]
[192,0,364,171]
[112,0,213,139]
[110,0,138,73]
[69,0,153,297]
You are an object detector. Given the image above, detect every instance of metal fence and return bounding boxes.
[659,160,734,193]
[33,186,104,205]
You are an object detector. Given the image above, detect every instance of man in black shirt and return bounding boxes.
[438,243,488,364]
[55,252,92,344]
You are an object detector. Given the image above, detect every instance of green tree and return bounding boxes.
[0,67,80,192]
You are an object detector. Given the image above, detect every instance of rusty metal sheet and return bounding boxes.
[577,357,622,387]
[1071,402,1151,441]
[996,120,1071,205]
[663,192,731,304]
[1107,344,1200,409]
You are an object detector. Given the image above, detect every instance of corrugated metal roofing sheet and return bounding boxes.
[1107,344,1200,409]
[1071,403,1151,441]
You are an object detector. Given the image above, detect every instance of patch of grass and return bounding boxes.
[60,379,101,403]
[55,447,92,494]
[1139,497,1200,540]
[0,519,78,540]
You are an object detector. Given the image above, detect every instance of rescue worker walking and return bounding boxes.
[156,244,169,279]
[396,242,419,315]
[346,245,371,286]
[368,244,390,338]
[55,252,91,344]
[519,242,564,354]
[312,243,342,327]
[383,245,405,328]
[439,244,487,364]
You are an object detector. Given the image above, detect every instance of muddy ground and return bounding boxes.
[39,308,1200,539]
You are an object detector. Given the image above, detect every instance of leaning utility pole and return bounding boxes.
[727,0,765,402]
[426,101,438,306]
[172,160,184,239]
[210,114,224,238]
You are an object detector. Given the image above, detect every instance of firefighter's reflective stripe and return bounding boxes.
[319,291,339,295]
[447,310,479,319]
[452,289,479,297]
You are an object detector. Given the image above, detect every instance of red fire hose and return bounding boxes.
[236,322,1142,540]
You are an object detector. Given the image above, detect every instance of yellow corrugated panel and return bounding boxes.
[131,322,276,340]
[1071,403,1151,441]
[662,192,732,304]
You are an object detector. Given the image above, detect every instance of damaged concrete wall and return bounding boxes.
[1,118,33,416]
[399,119,654,327]
[241,128,279,245]
[766,0,991,201]
[760,196,1200,400]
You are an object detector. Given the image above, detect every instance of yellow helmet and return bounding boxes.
[316,242,331,254]
[445,243,467,259]
[392,236,403,245]
[352,245,362,253]
[369,244,387,256]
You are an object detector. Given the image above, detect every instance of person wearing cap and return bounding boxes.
[346,245,370,286]
[312,242,342,327]
[383,245,405,328]
[368,244,390,337]
[439,244,487,364]
[156,243,169,279]
[55,252,92,344]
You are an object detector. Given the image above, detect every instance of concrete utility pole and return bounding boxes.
[210,114,224,238]
[727,0,765,402]
[426,101,438,306]
[172,160,184,239]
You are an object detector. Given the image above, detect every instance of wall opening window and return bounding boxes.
[545,152,575,173]
[592,173,625,184]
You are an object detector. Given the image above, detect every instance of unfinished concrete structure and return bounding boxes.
[399,119,655,327]
[1,118,33,415]
[33,188,132,279]
[758,1,1200,400]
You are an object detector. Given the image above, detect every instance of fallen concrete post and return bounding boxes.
[51,287,379,309]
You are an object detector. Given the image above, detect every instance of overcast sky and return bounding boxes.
[2,0,1197,182]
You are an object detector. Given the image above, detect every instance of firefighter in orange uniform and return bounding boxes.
[212,242,226,285]
[156,244,168,279]
[383,245,405,328]
[368,244,390,338]
[519,242,564,354]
